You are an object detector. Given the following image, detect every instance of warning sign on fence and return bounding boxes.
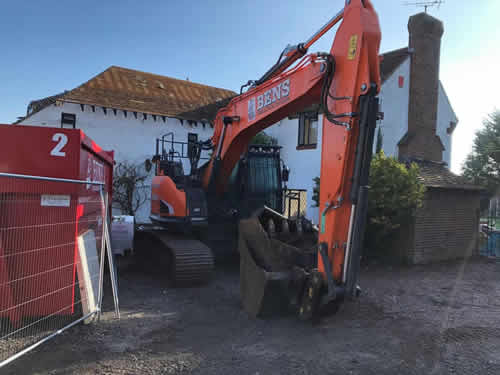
[40,194,71,207]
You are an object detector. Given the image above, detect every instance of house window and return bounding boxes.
[61,113,76,128]
[297,112,318,149]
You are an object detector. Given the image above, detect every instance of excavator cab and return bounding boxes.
[158,159,184,186]
[227,144,286,217]
[151,133,290,226]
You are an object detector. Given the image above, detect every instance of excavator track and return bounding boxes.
[153,232,214,286]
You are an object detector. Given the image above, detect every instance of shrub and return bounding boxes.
[113,161,150,216]
[365,152,425,254]
[311,152,425,255]
[250,131,278,145]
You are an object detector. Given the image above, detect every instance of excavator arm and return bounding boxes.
[202,0,381,298]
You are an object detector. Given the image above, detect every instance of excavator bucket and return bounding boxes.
[238,216,316,317]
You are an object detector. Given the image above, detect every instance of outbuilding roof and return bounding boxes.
[409,159,484,191]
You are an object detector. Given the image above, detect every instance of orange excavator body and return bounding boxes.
[151,175,187,220]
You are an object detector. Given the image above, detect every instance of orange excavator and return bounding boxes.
[150,0,381,319]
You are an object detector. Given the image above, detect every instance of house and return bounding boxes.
[17,66,236,222]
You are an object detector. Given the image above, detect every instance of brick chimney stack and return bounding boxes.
[398,12,444,162]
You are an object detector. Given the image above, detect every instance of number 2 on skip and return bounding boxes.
[50,133,68,157]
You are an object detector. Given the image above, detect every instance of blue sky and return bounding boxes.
[1,0,498,172]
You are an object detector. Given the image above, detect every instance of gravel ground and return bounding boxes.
[4,255,500,375]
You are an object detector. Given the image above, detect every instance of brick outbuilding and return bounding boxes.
[391,160,483,264]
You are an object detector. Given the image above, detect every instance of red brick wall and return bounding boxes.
[410,188,480,264]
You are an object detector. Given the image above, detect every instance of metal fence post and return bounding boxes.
[103,207,121,319]
[97,186,108,320]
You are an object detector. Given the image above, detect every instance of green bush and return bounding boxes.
[365,152,425,255]
[311,152,425,255]
[463,110,500,194]
[250,131,278,145]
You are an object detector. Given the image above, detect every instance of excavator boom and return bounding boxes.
[202,0,381,300]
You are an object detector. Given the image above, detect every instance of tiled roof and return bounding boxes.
[175,95,235,123]
[27,91,68,116]
[26,66,236,123]
[380,47,410,83]
[24,50,410,125]
[22,49,418,125]
[410,159,484,191]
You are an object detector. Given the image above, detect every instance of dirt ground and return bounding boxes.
[4,254,500,375]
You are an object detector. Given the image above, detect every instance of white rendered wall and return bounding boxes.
[19,102,214,223]
[374,58,410,157]
[266,116,323,223]
[375,59,456,165]
[436,81,457,166]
